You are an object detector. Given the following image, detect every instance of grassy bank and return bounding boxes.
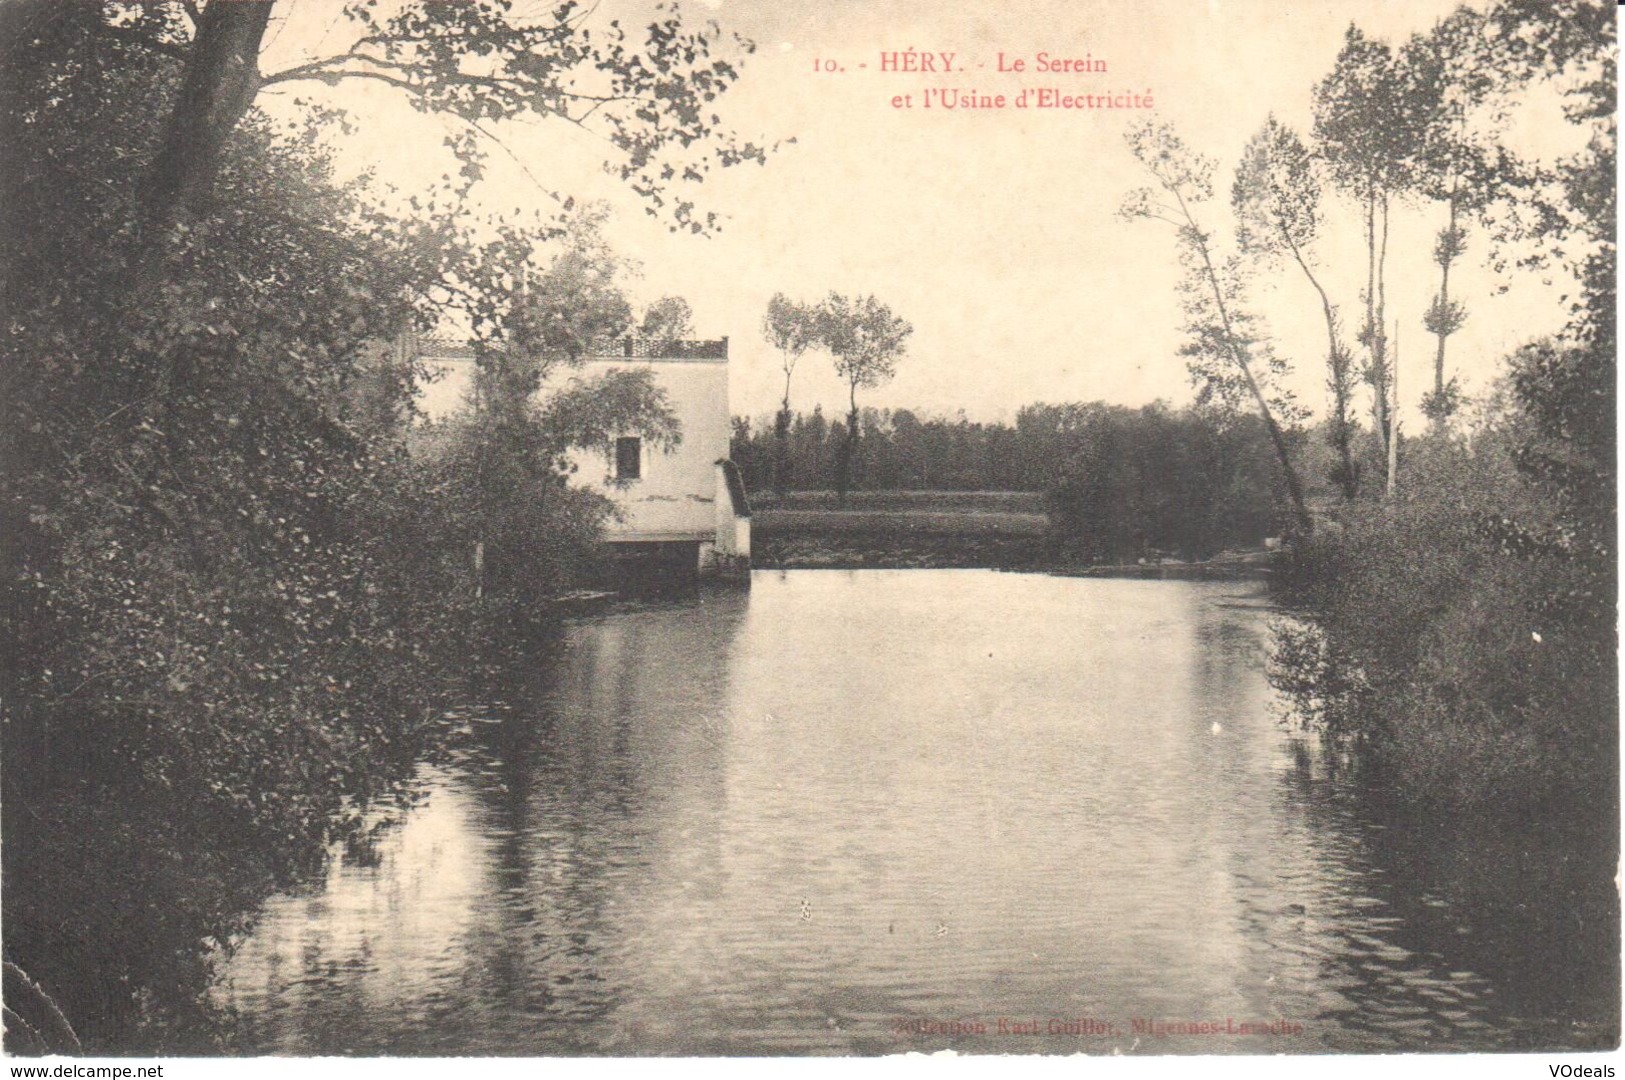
[751,490,1047,513]
[749,491,1050,569]
[748,490,1286,572]
[755,508,1049,538]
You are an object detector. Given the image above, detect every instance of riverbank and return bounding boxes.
[749,491,1279,575]
[1047,549,1279,580]
[753,536,1279,576]
[750,490,1048,570]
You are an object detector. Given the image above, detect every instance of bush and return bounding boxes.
[1,12,468,1048]
[1271,432,1616,814]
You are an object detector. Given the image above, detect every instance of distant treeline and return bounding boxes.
[731,402,1302,562]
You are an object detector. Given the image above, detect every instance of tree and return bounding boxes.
[105,1,774,237]
[639,296,696,346]
[761,293,823,494]
[1045,403,1280,563]
[818,293,913,505]
[428,357,681,609]
[452,212,680,604]
[2,7,463,1047]
[508,204,637,364]
[1396,8,1503,428]
[1313,26,1427,477]
[1267,0,1616,821]
[1121,120,1312,535]
[0,0,774,1048]
[1481,0,1615,637]
[1233,115,1361,499]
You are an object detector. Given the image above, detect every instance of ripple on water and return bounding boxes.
[212,571,1617,1055]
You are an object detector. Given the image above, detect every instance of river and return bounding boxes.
[211,570,1618,1055]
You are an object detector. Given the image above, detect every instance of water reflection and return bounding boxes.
[1271,746,1619,1051]
[213,571,1617,1054]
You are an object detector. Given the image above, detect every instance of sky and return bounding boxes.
[255,0,1597,427]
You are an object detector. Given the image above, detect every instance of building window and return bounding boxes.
[615,436,642,481]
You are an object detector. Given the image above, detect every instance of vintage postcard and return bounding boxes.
[1,0,1617,1075]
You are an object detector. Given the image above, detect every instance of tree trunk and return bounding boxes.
[1434,197,1457,403]
[1387,320,1400,496]
[1363,186,1391,463]
[1376,193,1391,446]
[1428,191,1460,431]
[139,1,274,231]
[1178,194,1313,536]
[773,405,792,497]
[835,389,859,507]
[774,369,793,497]
[1286,239,1359,500]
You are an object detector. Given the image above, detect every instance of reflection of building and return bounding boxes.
[414,334,750,586]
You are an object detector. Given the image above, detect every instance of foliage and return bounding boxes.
[1273,0,1615,824]
[732,401,1290,563]
[1042,404,1286,563]
[1401,8,1503,424]
[761,292,824,495]
[1312,26,1421,201]
[638,296,696,345]
[414,362,679,614]
[735,406,1016,494]
[1234,115,1326,260]
[431,209,683,611]
[1,5,467,1050]
[1273,429,1612,812]
[816,293,912,502]
[763,293,825,385]
[249,0,776,235]
[0,0,769,1051]
[1121,119,1313,533]
[505,205,638,362]
[1233,115,1362,498]
[819,292,913,397]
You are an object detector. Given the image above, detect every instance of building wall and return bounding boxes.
[410,337,741,562]
[567,357,730,543]
[715,461,751,558]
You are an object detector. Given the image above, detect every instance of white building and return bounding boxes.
[414,334,750,585]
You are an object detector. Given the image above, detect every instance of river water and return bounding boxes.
[212,570,1618,1055]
